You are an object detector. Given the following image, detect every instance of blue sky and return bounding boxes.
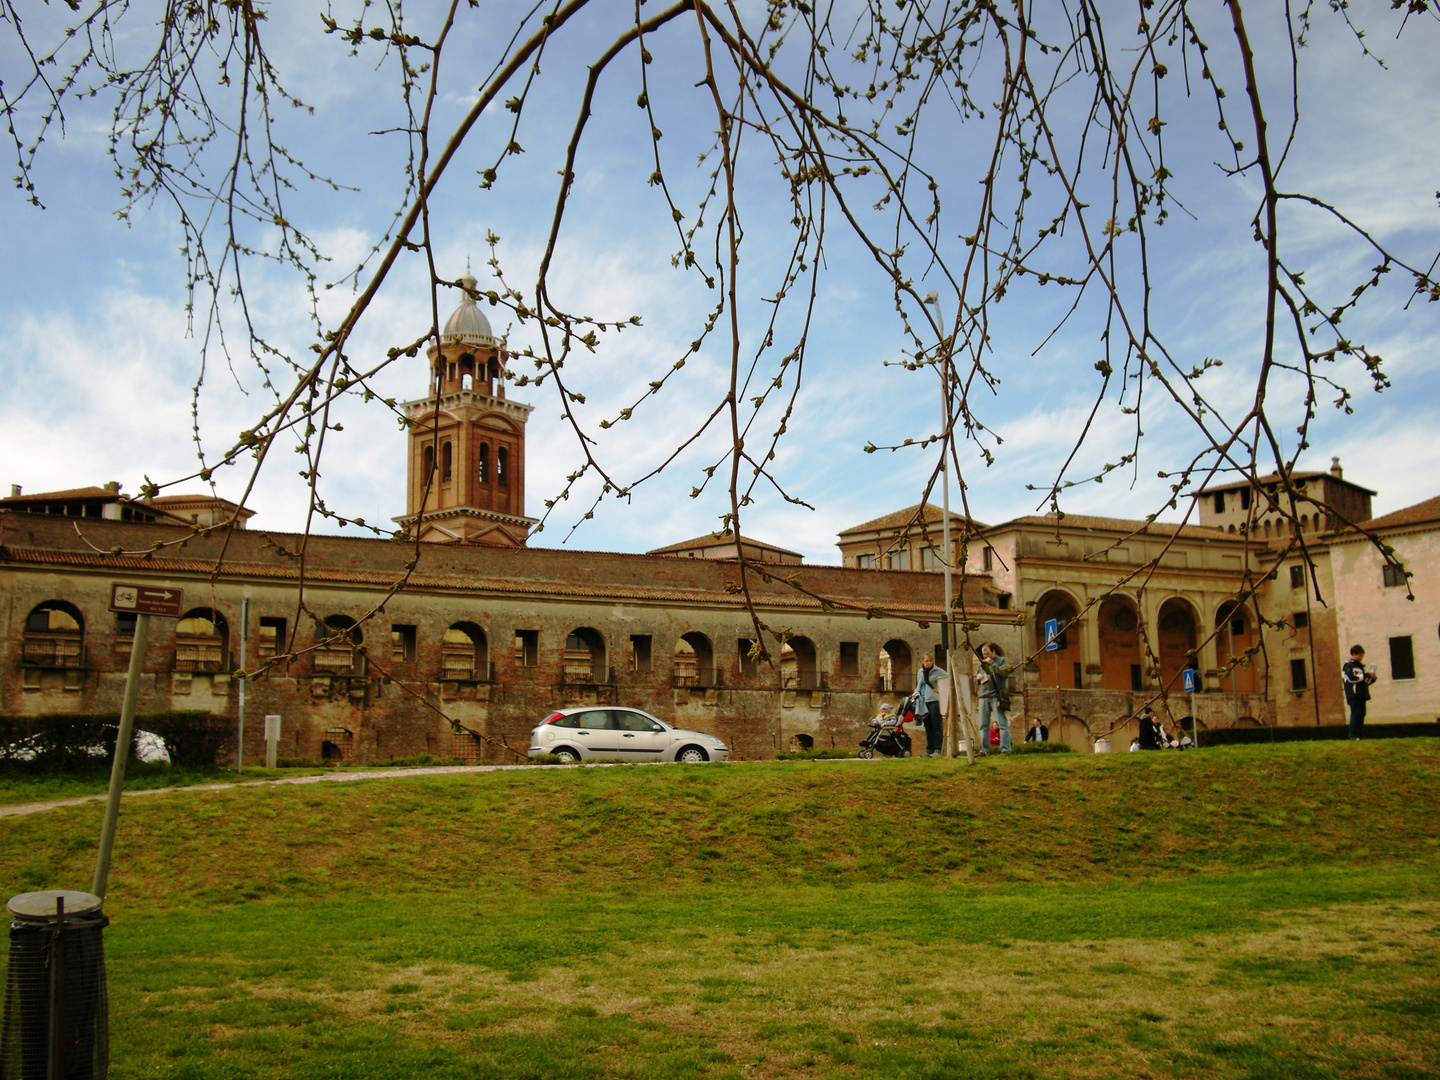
[1,1,1436,563]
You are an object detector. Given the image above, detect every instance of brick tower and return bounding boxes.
[397,272,536,545]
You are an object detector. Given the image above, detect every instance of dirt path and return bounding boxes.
[0,763,562,819]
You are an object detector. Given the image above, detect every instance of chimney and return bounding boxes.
[8,485,18,498]
[1330,456,1342,479]
[104,481,122,494]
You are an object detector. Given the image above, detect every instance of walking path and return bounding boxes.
[0,763,559,820]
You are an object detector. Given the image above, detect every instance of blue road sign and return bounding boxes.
[1044,618,1060,652]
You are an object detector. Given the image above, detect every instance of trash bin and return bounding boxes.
[0,890,108,1080]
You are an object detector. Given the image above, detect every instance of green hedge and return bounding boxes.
[0,711,231,772]
[1009,741,1074,754]
[1197,722,1440,747]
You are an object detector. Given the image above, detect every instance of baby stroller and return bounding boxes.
[859,695,916,759]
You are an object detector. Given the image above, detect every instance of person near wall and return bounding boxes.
[915,653,947,757]
[1025,718,1048,743]
[1341,644,1378,740]
[975,641,1013,756]
[1136,706,1161,750]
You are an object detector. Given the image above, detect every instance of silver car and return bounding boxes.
[529,707,729,764]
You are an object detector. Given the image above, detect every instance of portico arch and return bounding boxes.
[1215,600,1258,694]
[1097,596,1142,691]
[1034,590,1082,689]
[1155,598,1199,693]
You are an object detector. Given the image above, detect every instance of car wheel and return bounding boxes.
[676,746,709,764]
[554,747,581,764]
[858,747,874,759]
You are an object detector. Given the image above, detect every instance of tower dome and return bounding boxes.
[441,272,498,347]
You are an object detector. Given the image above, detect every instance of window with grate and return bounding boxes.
[1389,636,1416,680]
[1289,658,1308,691]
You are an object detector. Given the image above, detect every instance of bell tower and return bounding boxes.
[396,272,536,545]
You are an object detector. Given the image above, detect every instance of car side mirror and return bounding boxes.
[650,725,664,732]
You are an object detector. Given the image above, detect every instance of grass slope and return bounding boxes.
[1,742,1437,1079]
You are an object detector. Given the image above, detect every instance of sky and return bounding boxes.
[1,1,1437,564]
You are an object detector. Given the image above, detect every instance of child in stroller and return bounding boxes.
[859,697,915,759]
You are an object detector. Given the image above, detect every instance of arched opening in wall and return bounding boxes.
[498,447,509,489]
[314,615,363,675]
[485,357,500,395]
[441,441,454,483]
[477,443,489,485]
[878,639,913,693]
[1215,600,1258,694]
[443,622,488,681]
[563,627,606,683]
[21,601,85,667]
[787,733,815,752]
[321,728,354,762]
[175,608,229,672]
[1046,714,1091,753]
[673,632,716,687]
[423,444,435,483]
[1236,715,1264,727]
[1264,519,1273,538]
[781,637,820,689]
[1034,591,1082,689]
[1156,599,1199,693]
[1097,597,1142,691]
[1102,710,1143,751]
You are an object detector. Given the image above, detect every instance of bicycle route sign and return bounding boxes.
[109,583,184,618]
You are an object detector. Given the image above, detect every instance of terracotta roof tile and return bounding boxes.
[1,545,1014,619]
[1,487,119,502]
[1358,494,1440,532]
[995,512,1230,541]
[838,502,984,537]
[647,534,802,558]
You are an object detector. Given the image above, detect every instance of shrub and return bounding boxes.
[138,712,231,768]
[774,748,858,761]
[0,712,118,773]
[1010,742,1074,754]
[0,710,230,773]
[1197,722,1440,747]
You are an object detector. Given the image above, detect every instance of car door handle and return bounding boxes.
[577,730,590,735]
[623,733,635,738]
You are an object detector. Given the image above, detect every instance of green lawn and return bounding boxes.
[3,742,1438,1078]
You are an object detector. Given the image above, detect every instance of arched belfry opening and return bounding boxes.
[397,269,538,546]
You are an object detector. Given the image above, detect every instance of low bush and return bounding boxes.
[1198,722,1440,747]
[774,748,858,761]
[0,710,229,773]
[1009,741,1074,754]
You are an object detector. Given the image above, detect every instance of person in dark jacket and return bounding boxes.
[1136,706,1161,750]
[1341,644,1377,739]
[1024,719,1048,743]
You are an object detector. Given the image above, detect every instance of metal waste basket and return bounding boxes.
[0,891,109,1080]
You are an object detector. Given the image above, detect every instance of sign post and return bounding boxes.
[1182,667,1199,748]
[93,583,182,899]
[264,715,281,770]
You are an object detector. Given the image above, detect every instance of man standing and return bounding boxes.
[1342,645,1377,739]
[915,653,947,757]
[975,642,1014,756]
